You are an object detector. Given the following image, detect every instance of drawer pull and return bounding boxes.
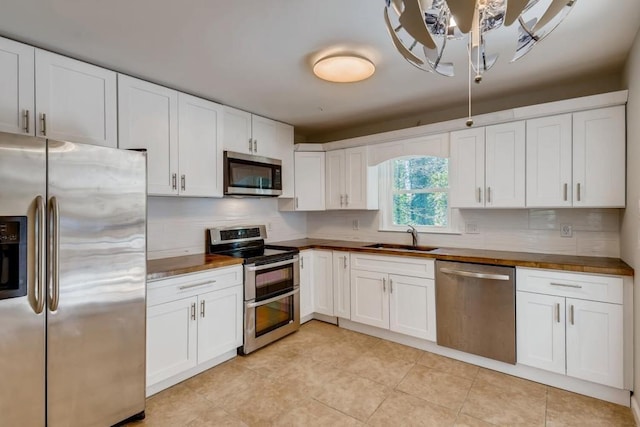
[569,304,575,325]
[550,282,582,289]
[179,280,216,290]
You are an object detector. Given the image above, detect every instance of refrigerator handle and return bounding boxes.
[48,196,60,312]
[33,196,46,314]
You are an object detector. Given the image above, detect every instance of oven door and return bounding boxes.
[243,288,300,354]
[224,151,282,196]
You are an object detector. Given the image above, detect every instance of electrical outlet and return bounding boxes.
[560,224,573,237]
[353,219,359,230]
[465,222,479,234]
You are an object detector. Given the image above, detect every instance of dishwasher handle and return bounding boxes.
[439,267,511,281]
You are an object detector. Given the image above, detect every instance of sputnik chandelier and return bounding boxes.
[384,0,577,126]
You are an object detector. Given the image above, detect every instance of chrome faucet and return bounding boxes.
[406,225,418,247]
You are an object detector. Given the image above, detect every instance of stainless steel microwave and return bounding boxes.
[223,151,282,196]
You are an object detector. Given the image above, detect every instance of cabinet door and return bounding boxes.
[275,122,295,198]
[344,146,368,209]
[566,298,623,388]
[146,297,198,387]
[299,250,314,321]
[389,274,435,340]
[35,49,117,147]
[223,106,252,154]
[251,114,277,156]
[333,251,351,319]
[325,150,346,210]
[526,114,572,207]
[313,250,334,316]
[350,270,389,329]
[450,127,485,208]
[197,286,243,364]
[516,291,565,374]
[573,106,626,207]
[294,152,326,211]
[118,74,178,195]
[0,37,34,135]
[178,93,224,197]
[485,121,525,208]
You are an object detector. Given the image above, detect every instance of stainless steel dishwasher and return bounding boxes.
[435,260,516,364]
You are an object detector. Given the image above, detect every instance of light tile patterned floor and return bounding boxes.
[128,320,636,426]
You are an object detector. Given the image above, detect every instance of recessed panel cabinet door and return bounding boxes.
[294,152,325,211]
[312,250,334,316]
[572,106,626,207]
[197,286,243,364]
[178,93,224,197]
[516,291,565,374]
[389,274,435,340]
[223,106,252,154]
[345,147,368,209]
[0,37,34,135]
[118,75,179,196]
[326,150,346,210]
[350,270,389,329]
[35,49,117,147]
[526,114,572,207]
[251,114,277,156]
[565,298,623,388]
[299,250,314,321]
[146,297,198,387]
[485,121,525,208]
[333,251,351,320]
[450,127,485,208]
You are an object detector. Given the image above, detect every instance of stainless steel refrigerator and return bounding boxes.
[0,133,147,426]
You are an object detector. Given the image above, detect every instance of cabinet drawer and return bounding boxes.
[516,268,623,304]
[148,265,243,306]
[350,253,435,279]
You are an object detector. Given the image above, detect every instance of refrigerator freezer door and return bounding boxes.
[0,134,46,427]
[46,140,147,426]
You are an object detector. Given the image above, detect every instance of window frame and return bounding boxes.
[378,157,460,234]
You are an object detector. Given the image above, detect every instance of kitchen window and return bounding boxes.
[379,156,457,233]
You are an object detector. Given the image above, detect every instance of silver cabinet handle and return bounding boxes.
[300,256,304,269]
[569,304,575,325]
[383,277,386,292]
[33,196,45,314]
[340,194,344,207]
[181,174,186,191]
[48,196,60,312]
[555,303,560,323]
[253,139,258,153]
[576,183,581,202]
[343,256,347,269]
[295,197,299,209]
[563,183,568,201]
[345,194,349,206]
[191,303,196,320]
[179,280,216,291]
[172,173,177,190]
[390,278,393,293]
[200,300,205,318]
[439,267,510,281]
[246,256,298,272]
[40,113,46,136]
[248,138,253,152]
[24,110,30,133]
[247,288,299,308]
[477,187,482,203]
[487,187,491,204]
[550,282,582,289]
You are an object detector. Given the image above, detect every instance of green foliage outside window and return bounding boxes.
[391,157,449,227]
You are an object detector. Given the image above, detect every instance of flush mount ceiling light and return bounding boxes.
[313,55,376,83]
[384,0,577,126]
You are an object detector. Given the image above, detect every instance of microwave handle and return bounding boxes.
[246,288,299,309]
[245,256,298,272]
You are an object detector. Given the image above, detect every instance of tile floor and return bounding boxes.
[128,320,636,426]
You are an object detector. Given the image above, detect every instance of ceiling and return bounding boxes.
[1,1,639,140]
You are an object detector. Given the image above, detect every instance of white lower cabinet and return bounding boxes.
[299,250,314,322]
[516,268,624,389]
[350,254,436,341]
[333,251,351,319]
[312,250,334,316]
[146,266,243,395]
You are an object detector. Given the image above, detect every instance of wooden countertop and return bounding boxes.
[269,239,634,276]
[147,254,243,281]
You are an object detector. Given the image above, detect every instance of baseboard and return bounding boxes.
[631,395,640,425]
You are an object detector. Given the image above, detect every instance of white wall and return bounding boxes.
[147,197,307,259]
[308,208,620,257]
[620,27,640,410]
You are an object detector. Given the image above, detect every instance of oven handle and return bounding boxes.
[245,256,299,272]
[246,288,299,309]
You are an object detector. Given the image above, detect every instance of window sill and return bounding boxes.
[378,226,462,235]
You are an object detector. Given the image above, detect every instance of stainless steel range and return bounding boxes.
[206,225,300,354]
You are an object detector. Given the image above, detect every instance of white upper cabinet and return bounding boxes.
[526,114,573,207]
[325,146,378,210]
[274,122,295,198]
[450,123,525,208]
[178,93,224,197]
[250,114,277,156]
[0,37,34,135]
[35,49,117,147]
[118,75,179,196]
[449,127,486,208]
[572,106,625,207]
[292,151,325,211]
[222,106,252,154]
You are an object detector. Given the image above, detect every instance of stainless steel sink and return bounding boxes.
[364,243,439,252]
